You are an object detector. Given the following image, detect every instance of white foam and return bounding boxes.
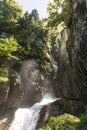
[9,94,61,130]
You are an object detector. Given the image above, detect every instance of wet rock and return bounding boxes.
[20,60,54,107]
[37,98,85,129]
[0,82,10,105]
[20,60,43,107]
[37,105,50,129]
[54,0,87,113]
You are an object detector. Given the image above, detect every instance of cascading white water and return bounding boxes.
[8,94,60,130]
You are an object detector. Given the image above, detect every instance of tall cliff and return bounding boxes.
[55,0,87,112]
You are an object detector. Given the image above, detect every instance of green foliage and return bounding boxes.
[39,114,80,130]
[77,113,87,130]
[44,0,71,62]
[17,10,49,62]
[0,37,19,58]
[80,113,87,123]
[39,60,52,74]
[0,66,9,82]
[0,0,72,75]
[29,9,39,21]
[0,0,51,71]
[0,77,9,82]
[0,67,9,77]
[39,113,87,130]
[47,0,71,27]
[0,0,23,33]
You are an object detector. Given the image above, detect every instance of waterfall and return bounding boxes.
[8,94,60,130]
[53,64,58,73]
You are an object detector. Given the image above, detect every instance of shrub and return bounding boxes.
[39,114,80,130]
[77,113,87,130]
[0,37,19,58]
[0,77,9,82]
[0,67,9,82]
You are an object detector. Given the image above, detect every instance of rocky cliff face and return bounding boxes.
[0,59,54,130]
[0,82,9,105]
[0,60,22,130]
[0,1,87,129]
[54,0,87,112]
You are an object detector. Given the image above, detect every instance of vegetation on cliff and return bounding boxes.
[0,0,87,129]
[0,0,71,71]
[39,113,87,130]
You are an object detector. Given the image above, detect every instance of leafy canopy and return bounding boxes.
[0,37,19,58]
[47,0,71,27]
[0,0,23,33]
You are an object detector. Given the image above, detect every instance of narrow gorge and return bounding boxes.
[0,0,87,130]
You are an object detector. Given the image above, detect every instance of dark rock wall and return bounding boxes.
[71,0,87,103]
[0,60,22,116]
[20,60,55,107]
[54,0,87,112]
[0,82,10,105]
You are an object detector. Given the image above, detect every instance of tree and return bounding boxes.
[0,0,23,34]
[29,9,39,22]
[47,0,71,27]
[16,9,49,61]
[43,0,72,62]
[0,36,19,58]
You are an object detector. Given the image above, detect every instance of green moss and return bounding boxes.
[0,67,9,77]
[41,62,52,73]
[0,67,9,82]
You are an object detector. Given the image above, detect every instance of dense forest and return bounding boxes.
[0,0,70,80]
[0,0,87,130]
